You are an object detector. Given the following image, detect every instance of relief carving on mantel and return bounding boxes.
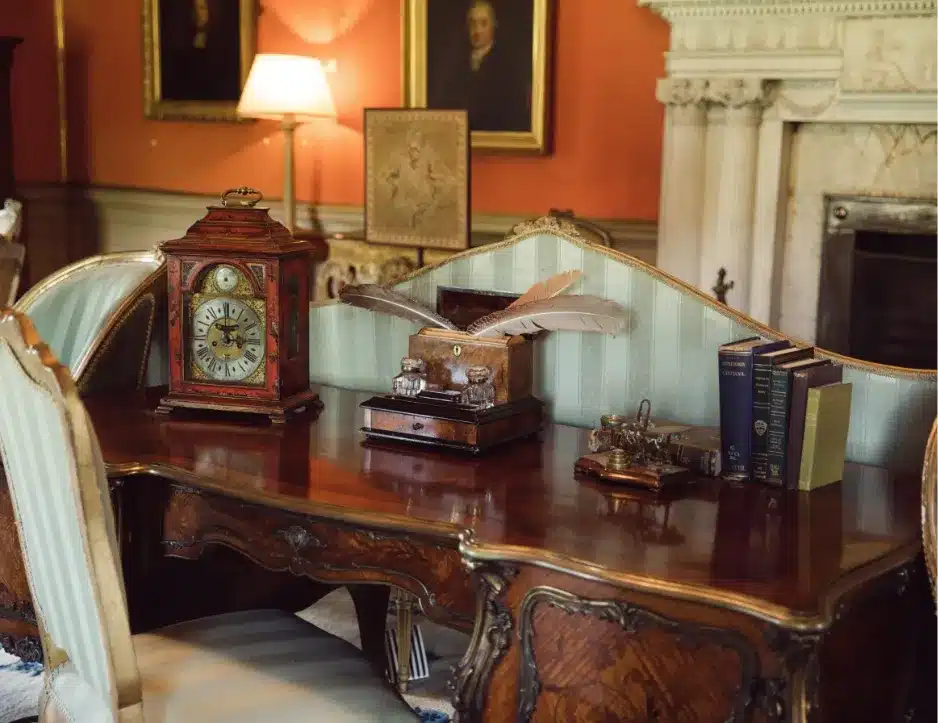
[657,78,773,109]
[671,17,840,53]
[842,18,938,92]
[705,78,773,109]
[640,0,936,22]
[643,0,937,102]
[655,78,708,108]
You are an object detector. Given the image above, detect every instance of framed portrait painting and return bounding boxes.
[365,109,470,251]
[403,0,553,154]
[142,0,257,121]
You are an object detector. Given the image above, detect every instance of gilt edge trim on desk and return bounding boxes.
[105,459,920,633]
[458,539,920,634]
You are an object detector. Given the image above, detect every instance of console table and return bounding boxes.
[0,384,918,721]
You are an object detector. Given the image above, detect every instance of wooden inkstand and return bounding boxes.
[361,328,543,454]
[344,271,629,455]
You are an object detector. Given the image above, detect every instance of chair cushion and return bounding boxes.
[39,662,116,723]
[133,609,417,723]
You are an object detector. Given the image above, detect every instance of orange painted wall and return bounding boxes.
[12,0,669,220]
[0,3,61,184]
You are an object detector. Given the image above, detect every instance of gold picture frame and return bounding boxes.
[142,0,257,122]
[365,109,470,251]
[403,0,553,154]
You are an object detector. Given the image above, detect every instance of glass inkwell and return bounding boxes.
[460,365,495,409]
[392,357,428,397]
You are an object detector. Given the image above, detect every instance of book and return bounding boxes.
[751,345,811,481]
[784,362,844,489]
[718,338,790,479]
[766,357,829,486]
[666,425,721,477]
[798,382,852,490]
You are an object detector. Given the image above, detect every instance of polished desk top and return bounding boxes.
[87,385,921,627]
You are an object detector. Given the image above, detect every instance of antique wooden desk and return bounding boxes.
[84,385,927,723]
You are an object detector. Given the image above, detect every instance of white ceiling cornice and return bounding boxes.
[639,0,936,20]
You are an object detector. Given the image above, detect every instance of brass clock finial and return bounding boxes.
[221,187,263,207]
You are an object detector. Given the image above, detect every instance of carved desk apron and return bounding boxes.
[85,387,925,723]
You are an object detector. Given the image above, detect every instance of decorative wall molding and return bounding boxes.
[644,1,937,125]
[15,183,657,266]
[640,0,936,20]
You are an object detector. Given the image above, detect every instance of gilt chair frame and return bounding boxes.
[14,249,166,389]
[924,419,937,606]
[0,310,144,716]
[0,242,25,307]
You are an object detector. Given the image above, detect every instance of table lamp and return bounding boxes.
[237,54,337,233]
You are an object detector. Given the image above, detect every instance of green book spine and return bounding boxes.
[798,391,822,486]
[798,383,852,490]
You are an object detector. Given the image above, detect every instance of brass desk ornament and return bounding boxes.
[576,399,692,491]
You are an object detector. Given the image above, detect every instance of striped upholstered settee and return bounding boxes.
[308,217,936,473]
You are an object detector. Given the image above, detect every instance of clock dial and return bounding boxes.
[190,297,265,383]
[213,265,239,292]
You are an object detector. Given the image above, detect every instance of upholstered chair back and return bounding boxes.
[308,217,937,472]
[14,250,165,392]
[0,311,140,718]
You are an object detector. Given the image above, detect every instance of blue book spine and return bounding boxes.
[719,349,757,479]
[719,341,787,479]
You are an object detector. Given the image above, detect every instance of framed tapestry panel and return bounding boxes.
[403,0,553,154]
[143,0,257,122]
[364,109,470,251]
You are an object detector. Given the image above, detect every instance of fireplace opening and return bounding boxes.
[817,196,937,370]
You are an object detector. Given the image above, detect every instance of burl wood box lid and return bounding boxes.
[408,328,533,405]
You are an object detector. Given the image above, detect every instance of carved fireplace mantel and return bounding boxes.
[641,0,937,333]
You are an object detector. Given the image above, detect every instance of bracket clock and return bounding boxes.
[157,187,318,423]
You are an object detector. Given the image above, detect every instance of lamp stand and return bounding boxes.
[281,115,298,233]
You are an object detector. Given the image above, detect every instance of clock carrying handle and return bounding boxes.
[221,187,263,207]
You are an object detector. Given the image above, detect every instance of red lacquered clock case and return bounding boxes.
[157,189,318,423]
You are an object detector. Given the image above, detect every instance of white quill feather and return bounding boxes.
[339,283,458,330]
[466,295,630,338]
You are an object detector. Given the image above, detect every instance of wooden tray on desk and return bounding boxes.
[361,393,543,454]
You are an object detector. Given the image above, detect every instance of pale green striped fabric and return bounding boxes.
[135,610,417,722]
[309,231,937,471]
[15,257,161,378]
[0,341,120,713]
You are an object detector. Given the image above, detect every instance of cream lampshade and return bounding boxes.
[237,54,337,232]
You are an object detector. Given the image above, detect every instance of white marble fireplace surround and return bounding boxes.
[641,0,937,341]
